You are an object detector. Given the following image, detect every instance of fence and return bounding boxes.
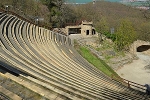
[111,74,146,92]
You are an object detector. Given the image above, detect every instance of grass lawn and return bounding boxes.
[77,46,119,77]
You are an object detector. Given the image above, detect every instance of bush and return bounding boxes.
[104,32,116,42]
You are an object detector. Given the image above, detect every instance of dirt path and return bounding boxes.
[116,52,150,85]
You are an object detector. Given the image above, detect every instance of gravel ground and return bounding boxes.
[116,52,150,85]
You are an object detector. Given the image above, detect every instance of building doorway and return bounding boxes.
[86,30,89,35]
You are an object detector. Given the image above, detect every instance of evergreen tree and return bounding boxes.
[40,0,65,27]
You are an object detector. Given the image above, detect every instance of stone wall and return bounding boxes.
[130,40,150,54]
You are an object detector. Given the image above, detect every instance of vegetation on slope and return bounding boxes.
[115,19,137,51]
[1,0,150,42]
[74,40,119,77]
[0,0,68,28]
[67,1,150,42]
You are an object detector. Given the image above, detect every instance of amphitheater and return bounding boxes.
[0,9,150,100]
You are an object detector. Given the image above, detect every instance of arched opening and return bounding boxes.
[137,45,150,52]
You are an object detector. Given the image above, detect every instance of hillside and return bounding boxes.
[1,10,149,99]
[0,0,150,99]
[68,1,150,41]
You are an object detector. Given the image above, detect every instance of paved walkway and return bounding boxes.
[116,52,150,85]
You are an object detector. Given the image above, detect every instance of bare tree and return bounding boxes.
[128,0,150,19]
[143,0,150,19]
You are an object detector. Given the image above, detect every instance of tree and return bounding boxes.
[127,0,150,19]
[115,19,137,51]
[95,17,109,34]
[138,22,150,41]
[139,0,150,19]
[40,0,65,27]
[95,16,109,43]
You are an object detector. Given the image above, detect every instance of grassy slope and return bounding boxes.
[75,43,119,77]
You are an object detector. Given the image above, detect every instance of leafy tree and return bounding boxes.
[95,16,109,43]
[115,19,137,51]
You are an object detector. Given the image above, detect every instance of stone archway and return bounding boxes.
[137,45,150,52]
[130,40,150,54]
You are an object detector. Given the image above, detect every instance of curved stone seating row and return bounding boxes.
[0,11,146,100]
[27,25,129,98]
[0,13,106,99]
[0,12,146,99]
[1,15,116,99]
[0,12,149,100]
[24,21,117,99]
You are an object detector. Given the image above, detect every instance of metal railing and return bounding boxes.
[111,74,146,92]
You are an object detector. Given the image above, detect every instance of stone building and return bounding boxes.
[65,20,95,36]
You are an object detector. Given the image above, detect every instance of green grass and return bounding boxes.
[78,46,119,77]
